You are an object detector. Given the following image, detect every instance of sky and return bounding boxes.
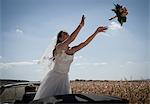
[0,0,149,81]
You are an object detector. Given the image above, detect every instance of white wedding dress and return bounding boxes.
[34,50,74,100]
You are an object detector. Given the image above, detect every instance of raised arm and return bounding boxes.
[66,26,107,54]
[62,15,85,45]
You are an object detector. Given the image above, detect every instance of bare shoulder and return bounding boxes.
[65,47,76,55]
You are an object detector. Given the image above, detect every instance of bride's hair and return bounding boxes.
[52,31,63,60]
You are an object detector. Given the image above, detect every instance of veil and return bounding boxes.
[38,36,57,71]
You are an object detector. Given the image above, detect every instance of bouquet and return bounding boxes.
[109,4,128,26]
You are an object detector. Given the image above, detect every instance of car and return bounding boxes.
[0,79,40,103]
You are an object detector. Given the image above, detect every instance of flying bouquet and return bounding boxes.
[109,4,128,26]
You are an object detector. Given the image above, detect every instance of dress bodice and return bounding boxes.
[52,50,74,74]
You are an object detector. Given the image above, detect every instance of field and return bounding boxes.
[70,80,150,104]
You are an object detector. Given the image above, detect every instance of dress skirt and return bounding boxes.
[33,70,71,100]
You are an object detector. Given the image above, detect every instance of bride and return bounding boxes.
[33,15,107,100]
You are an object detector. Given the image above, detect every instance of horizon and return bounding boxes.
[0,78,150,82]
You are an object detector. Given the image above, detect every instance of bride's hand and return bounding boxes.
[95,26,108,34]
[79,15,85,27]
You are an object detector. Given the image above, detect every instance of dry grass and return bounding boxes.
[70,80,150,104]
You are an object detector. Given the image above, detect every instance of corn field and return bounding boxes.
[70,80,150,104]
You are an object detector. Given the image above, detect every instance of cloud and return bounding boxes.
[74,62,89,66]
[119,65,124,68]
[74,56,108,67]
[32,60,39,63]
[74,62,108,66]
[16,28,24,34]
[126,61,135,64]
[108,22,122,30]
[101,22,122,37]
[93,62,108,66]
[0,56,2,59]
[0,63,12,69]
[8,61,36,65]
[0,60,39,69]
